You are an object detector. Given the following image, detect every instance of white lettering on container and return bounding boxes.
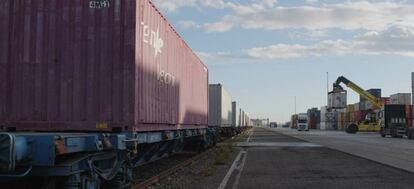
[89,0,110,8]
[157,64,175,86]
[141,22,164,57]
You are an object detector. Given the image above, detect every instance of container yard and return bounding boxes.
[1,0,414,189]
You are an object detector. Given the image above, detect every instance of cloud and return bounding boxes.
[179,21,201,29]
[305,0,318,4]
[181,1,414,32]
[196,51,253,64]
[152,0,277,13]
[151,0,197,12]
[246,26,414,59]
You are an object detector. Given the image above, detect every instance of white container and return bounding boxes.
[209,84,233,127]
[232,102,240,127]
[390,93,411,105]
[320,106,327,122]
[328,92,347,109]
[239,110,244,126]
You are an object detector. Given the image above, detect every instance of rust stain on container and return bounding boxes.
[0,0,208,132]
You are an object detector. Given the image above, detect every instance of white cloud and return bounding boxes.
[179,21,201,29]
[305,0,318,4]
[196,51,252,64]
[181,1,414,32]
[152,0,277,13]
[151,0,197,12]
[246,26,414,59]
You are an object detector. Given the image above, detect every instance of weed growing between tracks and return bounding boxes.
[142,131,251,188]
[214,143,234,165]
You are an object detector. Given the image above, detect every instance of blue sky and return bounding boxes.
[152,0,414,122]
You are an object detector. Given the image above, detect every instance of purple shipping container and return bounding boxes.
[0,0,208,132]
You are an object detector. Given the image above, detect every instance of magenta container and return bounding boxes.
[0,0,208,132]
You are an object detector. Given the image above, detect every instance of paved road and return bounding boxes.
[274,127,414,173]
[220,127,414,189]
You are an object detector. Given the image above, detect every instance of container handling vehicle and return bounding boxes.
[331,76,414,138]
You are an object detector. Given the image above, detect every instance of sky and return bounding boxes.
[152,0,414,123]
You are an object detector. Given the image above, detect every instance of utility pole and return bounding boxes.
[294,96,297,115]
[326,72,329,106]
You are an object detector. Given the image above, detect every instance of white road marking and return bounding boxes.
[246,130,253,143]
[218,129,253,189]
[232,151,248,189]
[234,142,322,148]
[218,150,246,189]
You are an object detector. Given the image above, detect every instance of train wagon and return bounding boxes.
[209,84,235,137]
[0,0,215,188]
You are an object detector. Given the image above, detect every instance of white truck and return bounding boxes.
[297,113,309,131]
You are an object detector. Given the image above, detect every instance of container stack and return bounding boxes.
[359,89,381,111]
[389,93,412,128]
[328,91,347,109]
[338,112,347,130]
[412,72,414,128]
[307,108,321,129]
[343,104,356,130]
[390,93,411,105]
[320,106,344,130]
[406,105,413,128]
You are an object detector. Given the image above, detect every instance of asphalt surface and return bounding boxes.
[274,128,414,173]
[221,127,414,189]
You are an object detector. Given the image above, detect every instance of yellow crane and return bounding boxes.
[332,76,383,133]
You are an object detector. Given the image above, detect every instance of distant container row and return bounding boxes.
[295,76,414,131]
[208,84,252,127]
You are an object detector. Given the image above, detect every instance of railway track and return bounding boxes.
[132,151,207,189]
[131,131,251,189]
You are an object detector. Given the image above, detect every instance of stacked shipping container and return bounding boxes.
[328,92,347,109]
[359,89,381,111]
[307,108,320,129]
[412,72,414,128]
[390,93,411,105]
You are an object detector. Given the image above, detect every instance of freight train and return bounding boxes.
[0,0,251,188]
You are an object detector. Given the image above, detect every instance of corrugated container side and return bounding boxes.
[346,104,355,113]
[232,101,240,127]
[411,72,414,110]
[406,105,413,128]
[208,85,221,127]
[328,92,347,109]
[208,84,233,127]
[390,93,411,105]
[382,97,390,105]
[354,103,360,111]
[0,0,11,122]
[0,0,208,132]
[137,0,208,131]
[221,86,233,126]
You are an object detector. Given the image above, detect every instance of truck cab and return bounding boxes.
[297,114,309,131]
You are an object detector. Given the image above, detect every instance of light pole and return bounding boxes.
[294,96,297,115]
[326,72,329,106]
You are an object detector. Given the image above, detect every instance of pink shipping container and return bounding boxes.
[0,0,208,132]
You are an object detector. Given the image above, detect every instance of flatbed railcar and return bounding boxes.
[0,0,219,188]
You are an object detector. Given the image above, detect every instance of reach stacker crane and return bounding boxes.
[332,76,383,133]
[332,76,413,138]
